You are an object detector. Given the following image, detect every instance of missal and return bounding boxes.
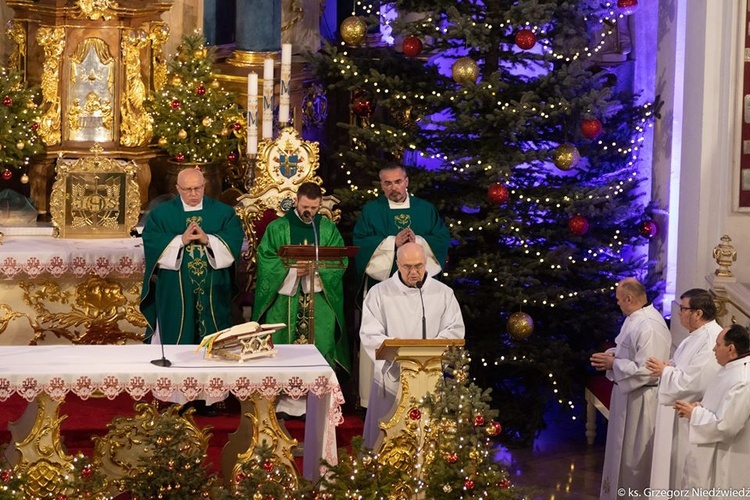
[197,321,285,362]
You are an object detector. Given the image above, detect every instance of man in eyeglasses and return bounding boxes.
[645,289,721,492]
[359,242,464,449]
[590,277,671,500]
[353,163,451,407]
[140,167,244,345]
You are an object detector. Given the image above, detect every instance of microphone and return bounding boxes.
[416,278,426,340]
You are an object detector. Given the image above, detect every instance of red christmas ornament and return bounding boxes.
[2,96,11,107]
[464,479,475,490]
[639,219,659,239]
[617,0,638,15]
[31,121,40,131]
[1,469,10,482]
[488,183,509,205]
[228,151,238,162]
[487,421,502,436]
[170,99,181,110]
[402,35,423,58]
[174,153,185,162]
[262,460,274,471]
[233,121,242,131]
[2,169,12,181]
[445,452,458,464]
[514,29,537,50]
[56,495,68,500]
[499,478,511,488]
[235,472,246,483]
[408,407,422,420]
[580,118,603,139]
[568,214,590,236]
[81,464,93,480]
[351,91,375,118]
[473,415,485,427]
[196,85,206,96]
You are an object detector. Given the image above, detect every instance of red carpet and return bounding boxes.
[0,393,364,477]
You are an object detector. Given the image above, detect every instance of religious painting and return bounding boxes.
[50,146,141,238]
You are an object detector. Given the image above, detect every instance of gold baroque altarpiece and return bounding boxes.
[5,0,173,214]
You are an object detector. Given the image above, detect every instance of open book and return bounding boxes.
[197,321,285,362]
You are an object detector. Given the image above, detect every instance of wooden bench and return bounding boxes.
[584,374,613,445]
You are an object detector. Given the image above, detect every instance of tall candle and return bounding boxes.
[262,58,274,139]
[246,72,258,155]
[279,43,292,125]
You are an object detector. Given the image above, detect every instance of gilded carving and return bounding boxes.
[74,0,119,20]
[6,20,26,73]
[8,394,72,498]
[36,26,65,146]
[50,146,141,238]
[120,29,153,147]
[147,22,170,91]
[18,276,145,345]
[69,38,115,142]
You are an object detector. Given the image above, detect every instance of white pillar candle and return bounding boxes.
[262,58,274,139]
[246,72,258,155]
[279,43,292,125]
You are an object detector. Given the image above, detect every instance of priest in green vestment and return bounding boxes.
[140,168,244,345]
[353,163,451,406]
[353,164,450,286]
[252,182,351,375]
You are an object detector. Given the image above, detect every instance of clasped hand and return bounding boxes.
[182,221,208,246]
[395,228,416,247]
[590,351,614,371]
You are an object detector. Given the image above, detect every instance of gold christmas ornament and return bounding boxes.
[202,117,213,127]
[507,311,534,340]
[220,127,230,136]
[21,173,29,184]
[158,137,168,146]
[26,100,36,109]
[177,129,188,140]
[194,48,205,59]
[340,16,367,45]
[553,143,581,171]
[452,57,479,85]
[210,80,220,89]
[171,75,182,86]
[16,141,24,150]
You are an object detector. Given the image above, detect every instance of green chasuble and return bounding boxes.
[252,211,350,374]
[353,194,450,279]
[140,196,244,345]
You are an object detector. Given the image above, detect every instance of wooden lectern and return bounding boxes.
[277,245,358,343]
[373,338,465,477]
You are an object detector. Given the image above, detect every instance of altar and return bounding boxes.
[0,233,146,346]
[0,343,342,495]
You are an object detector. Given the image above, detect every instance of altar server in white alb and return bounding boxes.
[359,242,464,449]
[674,324,750,498]
[646,289,721,491]
[590,278,671,500]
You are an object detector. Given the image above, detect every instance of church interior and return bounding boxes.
[0,0,749,498]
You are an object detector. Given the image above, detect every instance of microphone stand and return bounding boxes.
[304,211,320,344]
[417,278,426,340]
[151,337,172,367]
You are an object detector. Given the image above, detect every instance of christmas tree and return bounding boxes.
[146,33,244,164]
[309,0,661,444]
[0,66,44,184]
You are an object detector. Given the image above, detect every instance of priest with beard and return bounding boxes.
[253,182,350,416]
[359,242,464,449]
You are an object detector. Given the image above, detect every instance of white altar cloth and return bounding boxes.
[0,343,343,479]
[0,236,144,278]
